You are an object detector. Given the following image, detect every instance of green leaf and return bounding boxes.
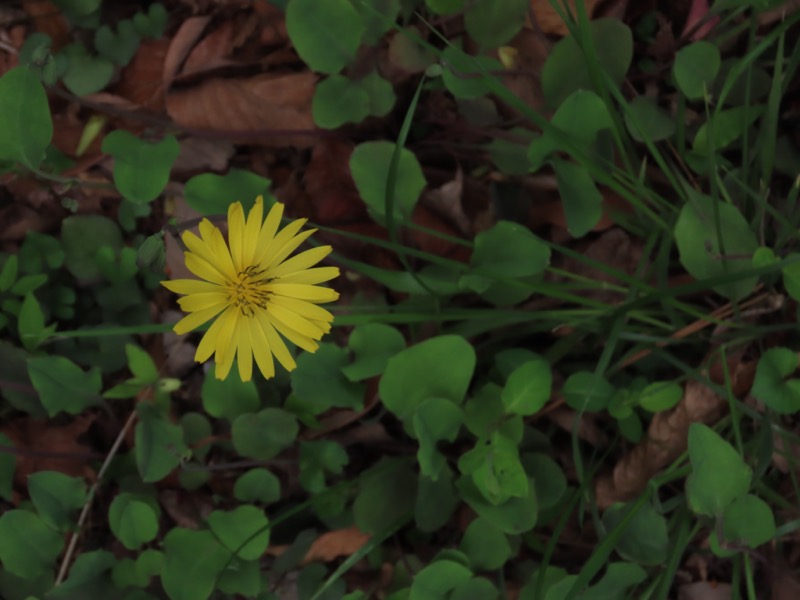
[18,293,54,351]
[552,159,603,238]
[217,556,261,597]
[52,0,101,16]
[581,562,647,599]
[751,347,800,414]
[524,453,567,510]
[0,67,53,168]
[380,335,476,422]
[451,578,499,600]
[125,344,159,384]
[0,255,18,292]
[161,528,231,600]
[602,501,669,566]
[291,343,365,413]
[637,381,683,412]
[686,423,752,517]
[133,3,168,38]
[184,169,271,216]
[350,141,426,221]
[673,41,720,100]
[313,75,370,129]
[674,192,758,301]
[349,0,400,45]
[416,469,459,532]
[353,459,416,534]
[0,510,64,580]
[562,371,614,412]
[135,404,188,483]
[409,559,472,600]
[28,356,102,416]
[207,505,270,560]
[48,549,116,599]
[28,471,86,531]
[426,0,463,14]
[457,475,537,534]
[624,96,675,142]
[541,18,633,108]
[286,0,365,74]
[460,517,512,570]
[413,398,463,480]
[441,45,503,100]
[109,495,159,550]
[459,432,528,505]
[342,323,405,381]
[722,494,775,548]
[102,131,179,203]
[232,408,298,460]
[360,69,396,117]
[94,20,140,66]
[202,368,259,420]
[501,358,552,416]
[234,468,282,504]
[463,0,527,50]
[693,105,764,153]
[299,440,349,493]
[61,214,123,281]
[61,43,114,96]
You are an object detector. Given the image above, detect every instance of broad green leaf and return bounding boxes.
[286,0,365,74]
[0,255,17,292]
[342,323,405,381]
[722,494,775,548]
[184,169,271,216]
[673,41,720,100]
[441,45,503,100]
[693,105,764,153]
[0,67,53,168]
[637,381,683,412]
[459,432,528,505]
[360,69,396,117]
[457,475,537,534]
[409,559,472,600]
[562,371,614,412]
[524,453,567,510]
[751,347,800,414]
[349,0,401,45]
[541,18,633,108]
[353,458,416,534]
[459,517,511,570]
[451,577,499,600]
[61,43,114,96]
[0,510,63,580]
[674,192,758,301]
[426,0,463,14]
[501,358,552,416]
[380,335,476,421]
[232,408,298,460]
[581,562,646,599]
[553,159,603,238]
[217,556,261,597]
[413,398,463,480]
[135,404,188,482]
[114,499,159,550]
[312,75,371,129]
[350,141,426,221]
[686,423,752,517]
[602,501,669,566]
[291,343,365,412]
[299,440,349,493]
[94,20,140,66]
[102,131,179,203]
[28,471,86,531]
[416,469,459,532]
[27,356,102,416]
[202,368,259,420]
[18,293,54,351]
[132,3,168,38]
[125,344,159,383]
[624,96,675,142]
[464,0,527,50]
[47,549,116,599]
[234,468,281,504]
[207,506,270,560]
[161,528,231,600]
[61,214,123,281]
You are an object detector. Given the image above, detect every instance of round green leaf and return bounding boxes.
[751,347,800,414]
[360,70,396,117]
[637,381,683,412]
[562,371,614,412]
[673,41,720,100]
[0,66,53,168]
[61,44,114,96]
[441,45,503,100]
[286,0,365,74]
[380,335,476,422]
[232,408,298,460]
[624,96,675,142]
[234,468,281,504]
[291,343,365,413]
[299,440,348,493]
[350,141,426,221]
[416,470,459,532]
[61,214,123,281]
[603,501,669,566]
[501,358,552,416]
[674,192,758,301]
[27,355,102,417]
[354,459,417,534]
[686,423,752,517]
[207,506,270,560]
[27,471,86,531]
[101,131,179,203]
[342,323,406,381]
[135,405,188,483]
[524,453,566,510]
[409,560,472,600]
[553,159,603,238]
[464,0,527,50]
[184,169,271,216]
[312,75,370,129]
[119,501,159,550]
[161,528,230,600]
[457,475,537,534]
[202,368,259,420]
[413,398,463,479]
[460,517,512,570]
[0,509,64,580]
[722,494,776,548]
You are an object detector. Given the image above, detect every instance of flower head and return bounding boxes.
[162,196,339,381]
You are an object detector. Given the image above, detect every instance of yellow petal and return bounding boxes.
[255,310,296,372]
[227,201,246,272]
[263,229,315,271]
[254,202,284,261]
[161,279,222,295]
[266,311,319,353]
[268,246,332,279]
[256,217,307,267]
[199,219,237,280]
[268,303,326,339]
[214,311,240,380]
[310,319,332,334]
[177,292,229,313]
[173,304,225,335]
[236,320,253,382]
[185,253,227,285]
[250,311,275,379]
[276,266,340,286]
[269,295,335,322]
[268,283,339,302]
[182,230,220,268]
[195,305,237,362]
[242,197,264,267]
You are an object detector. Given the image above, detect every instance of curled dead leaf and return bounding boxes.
[267,527,371,565]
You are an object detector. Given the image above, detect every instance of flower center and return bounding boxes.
[228,266,272,317]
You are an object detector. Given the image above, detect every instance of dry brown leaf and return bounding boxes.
[163,16,211,86]
[424,168,471,236]
[303,527,372,564]
[547,407,609,447]
[166,72,316,147]
[530,0,600,36]
[303,138,366,224]
[172,136,235,173]
[182,20,236,77]
[678,582,732,600]
[116,38,171,112]
[499,28,548,112]
[594,380,726,508]
[22,0,70,49]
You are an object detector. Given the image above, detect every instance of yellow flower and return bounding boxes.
[162,196,339,381]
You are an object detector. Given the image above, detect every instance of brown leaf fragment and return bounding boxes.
[163,16,210,86]
[166,72,317,147]
[22,0,70,50]
[594,380,726,508]
[678,582,732,600]
[116,38,171,112]
[530,0,600,36]
[267,527,372,564]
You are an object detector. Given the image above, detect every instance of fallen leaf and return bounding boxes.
[530,0,600,36]
[163,16,210,86]
[116,37,171,112]
[303,138,366,224]
[171,136,236,173]
[267,527,372,564]
[678,582,732,600]
[166,72,317,147]
[22,0,70,50]
[181,20,236,78]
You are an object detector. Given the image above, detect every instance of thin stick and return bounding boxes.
[55,410,138,585]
